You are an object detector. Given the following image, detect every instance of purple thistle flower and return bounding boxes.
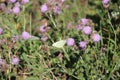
[66,38,75,46]
[92,33,101,42]
[12,6,20,14]
[11,56,20,65]
[0,59,5,65]
[83,26,92,35]
[102,0,110,8]
[40,4,48,13]
[21,0,29,4]
[21,31,31,40]
[15,2,21,7]
[53,6,62,14]
[40,26,46,33]
[61,0,65,2]
[9,0,16,3]
[79,41,87,49]
[41,35,48,42]
[76,25,83,31]
[0,28,3,35]
[81,18,88,25]
[102,47,106,53]
[0,3,6,11]
[12,36,19,43]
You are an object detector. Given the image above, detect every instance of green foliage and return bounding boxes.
[0,0,120,80]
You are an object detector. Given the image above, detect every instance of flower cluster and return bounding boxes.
[40,0,65,14]
[0,0,29,14]
[66,18,101,50]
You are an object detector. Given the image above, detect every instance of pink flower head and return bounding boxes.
[15,2,21,7]
[40,26,46,33]
[66,38,75,46]
[11,56,20,65]
[0,28,3,35]
[40,4,48,13]
[9,0,16,3]
[102,0,110,8]
[12,6,20,14]
[79,41,87,49]
[53,6,62,14]
[102,47,106,53]
[76,25,83,31]
[21,31,31,40]
[81,18,88,25]
[12,36,19,43]
[83,26,92,35]
[41,35,48,42]
[21,0,29,4]
[92,33,101,42]
[0,58,5,65]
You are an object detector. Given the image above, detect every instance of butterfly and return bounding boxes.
[52,40,66,48]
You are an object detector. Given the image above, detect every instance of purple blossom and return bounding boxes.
[61,0,65,2]
[21,31,31,40]
[0,3,6,11]
[53,6,62,14]
[81,18,88,25]
[15,2,21,7]
[0,27,3,35]
[0,59,5,65]
[40,4,48,13]
[11,56,20,65]
[12,6,20,14]
[12,36,19,43]
[79,41,87,49]
[76,25,83,31]
[102,47,106,53]
[83,26,92,35]
[66,38,75,46]
[102,0,110,8]
[92,33,101,42]
[41,35,48,42]
[9,0,16,3]
[21,0,29,4]
[40,26,46,33]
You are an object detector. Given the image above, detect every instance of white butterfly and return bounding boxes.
[52,40,66,48]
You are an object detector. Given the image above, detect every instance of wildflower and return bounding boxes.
[40,26,46,33]
[102,0,110,8]
[40,4,48,13]
[66,38,75,46]
[61,0,65,2]
[12,36,19,43]
[41,35,48,42]
[0,28,3,35]
[76,25,83,31]
[0,3,6,11]
[92,33,101,42]
[9,0,16,3]
[81,18,88,25]
[21,0,29,4]
[15,2,21,7]
[102,47,106,53]
[11,56,20,65]
[12,6,20,14]
[21,31,31,40]
[53,6,62,14]
[83,26,92,35]
[79,41,87,49]
[0,59,5,66]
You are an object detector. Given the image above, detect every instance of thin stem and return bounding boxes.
[49,14,57,28]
